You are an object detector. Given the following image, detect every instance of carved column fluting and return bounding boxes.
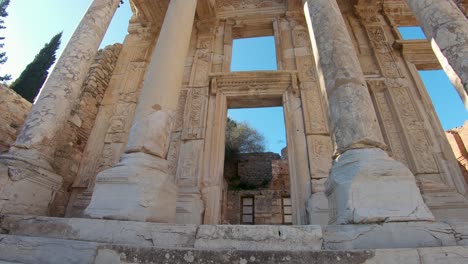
[85,0,197,223]
[0,0,121,216]
[303,0,434,224]
[406,0,468,108]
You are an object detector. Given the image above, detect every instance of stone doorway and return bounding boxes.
[221,106,290,225]
[201,71,311,225]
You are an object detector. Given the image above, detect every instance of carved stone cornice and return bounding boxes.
[197,0,217,19]
[393,40,441,70]
[382,0,418,26]
[209,71,299,107]
[354,4,382,23]
[130,0,170,26]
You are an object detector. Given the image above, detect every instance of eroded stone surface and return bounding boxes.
[85,152,177,223]
[0,234,98,264]
[324,222,456,250]
[0,86,31,153]
[194,225,323,251]
[0,215,197,248]
[326,149,434,224]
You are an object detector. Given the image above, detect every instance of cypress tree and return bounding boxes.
[10,32,62,102]
[0,0,11,81]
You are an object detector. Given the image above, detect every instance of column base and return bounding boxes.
[326,148,434,224]
[0,154,62,215]
[85,152,177,223]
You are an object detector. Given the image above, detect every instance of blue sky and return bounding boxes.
[0,2,465,154]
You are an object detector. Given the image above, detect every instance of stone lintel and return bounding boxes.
[393,40,441,70]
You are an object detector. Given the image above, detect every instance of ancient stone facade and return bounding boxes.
[0,0,467,225]
[1,0,468,262]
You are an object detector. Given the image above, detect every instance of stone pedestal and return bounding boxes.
[303,0,434,224]
[326,149,434,224]
[85,0,198,223]
[406,0,468,108]
[0,0,121,215]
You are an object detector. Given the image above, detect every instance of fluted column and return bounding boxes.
[303,0,434,224]
[0,0,121,215]
[85,0,197,223]
[406,0,468,108]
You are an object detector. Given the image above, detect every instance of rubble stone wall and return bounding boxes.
[222,151,290,224]
[49,44,122,216]
[0,85,32,153]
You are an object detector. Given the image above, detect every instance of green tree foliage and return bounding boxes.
[225,117,266,160]
[0,0,11,81]
[10,32,62,102]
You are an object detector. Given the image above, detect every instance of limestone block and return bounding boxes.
[364,249,421,264]
[326,148,434,224]
[92,245,375,264]
[194,225,322,251]
[307,191,329,225]
[307,135,333,179]
[0,235,98,264]
[418,246,468,264]
[447,220,468,246]
[323,222,456,250]
[125,110,174,159]
[0,160,62,216]
[0,215,197,248]
[175,191,204,225]
[94,249,121,264]
[85,152,177,223]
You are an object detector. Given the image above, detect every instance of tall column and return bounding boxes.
[303,0,434,224]
[0,0,121,215]
[406,0,468,108]
[85,0,197,223]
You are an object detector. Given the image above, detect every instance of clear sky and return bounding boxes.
[0,2,465,154]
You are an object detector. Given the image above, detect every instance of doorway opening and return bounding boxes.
[221,106,291,225]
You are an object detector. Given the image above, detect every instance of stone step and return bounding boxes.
[3,215,468,251]
[0,234,99,264]
[0,215,322,251]
[1,234,468,264]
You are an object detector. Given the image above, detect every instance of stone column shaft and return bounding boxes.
[0,0,120,216]
[406,0,468,108]
[86,0,197,223]
[12,0,122,163]
[303,0,434,224]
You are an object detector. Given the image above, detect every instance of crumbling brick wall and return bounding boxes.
[222,150,290,224]
[0,85,32,153]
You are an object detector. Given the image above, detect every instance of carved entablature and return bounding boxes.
[215,0,287,18]
[382,0,418,26]
[210,71,298,107]
[393,40,441,70]
[131,0,170,25]
[354,4,382,24]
